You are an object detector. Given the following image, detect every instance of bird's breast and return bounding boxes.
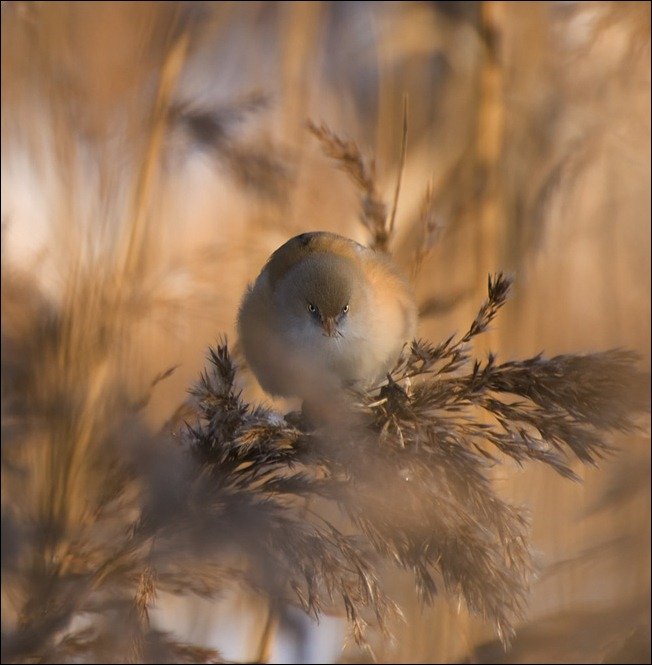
[277,313,383,387]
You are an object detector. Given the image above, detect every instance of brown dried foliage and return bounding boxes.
[2,2,649,664]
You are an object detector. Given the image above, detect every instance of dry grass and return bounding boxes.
[2,2,650,664]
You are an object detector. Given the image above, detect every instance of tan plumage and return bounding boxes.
[238,232,417,399]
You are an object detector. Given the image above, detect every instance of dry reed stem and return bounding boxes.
[410,180,446,283]
[252,601,279,664]
[119,29,189,283]
[475,1,506,310]
[2,4,649,663]
[387,95,409,240]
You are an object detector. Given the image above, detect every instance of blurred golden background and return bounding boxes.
[2,2,650,663]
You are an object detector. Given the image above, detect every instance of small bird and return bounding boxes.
[238,231,417,401]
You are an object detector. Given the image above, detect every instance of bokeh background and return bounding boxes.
[2,2,650,663]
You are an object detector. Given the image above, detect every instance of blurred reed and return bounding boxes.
[2,2,650,664]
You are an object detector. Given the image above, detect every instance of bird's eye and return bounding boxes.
[342,304,349,314]
[307,303,317,314]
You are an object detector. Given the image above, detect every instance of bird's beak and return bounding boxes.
[322,317,337,337]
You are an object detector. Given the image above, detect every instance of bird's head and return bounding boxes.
[274,252,366,339]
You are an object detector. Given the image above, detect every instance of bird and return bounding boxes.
[238,231,417,402]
